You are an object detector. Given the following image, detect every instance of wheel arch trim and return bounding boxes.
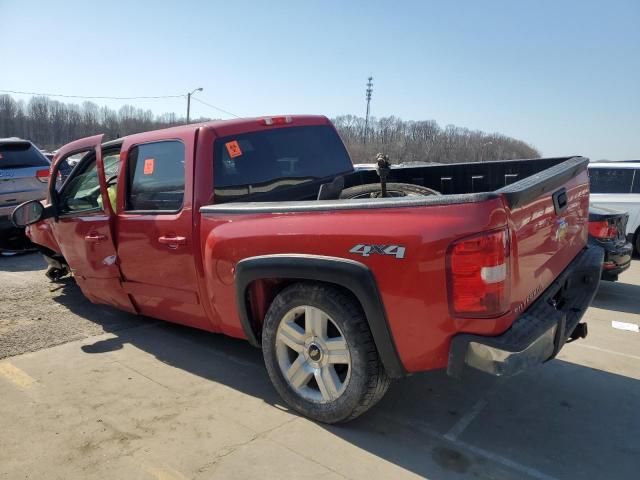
[234,254,406,378]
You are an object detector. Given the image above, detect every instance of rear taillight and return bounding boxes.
[260,116,292,126]
[588,220,617,240]
[447,228,510,318]
[35,169,60,183]
[35,169,50,183]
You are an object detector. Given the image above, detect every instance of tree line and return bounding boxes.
[0,94,200,151]
[0,94,540,162]
[333,115,540,164]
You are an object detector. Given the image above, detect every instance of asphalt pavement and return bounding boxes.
[0,253,638,479]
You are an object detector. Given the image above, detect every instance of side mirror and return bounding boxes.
[11,200,45,227]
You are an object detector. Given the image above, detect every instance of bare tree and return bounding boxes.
[332,115,540,164]
[0,93,540,162]
[0,94,198,150]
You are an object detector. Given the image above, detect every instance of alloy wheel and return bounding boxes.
[275,305,351,403]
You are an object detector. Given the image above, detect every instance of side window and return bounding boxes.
[126,141,185,211]
[103,152,120,179]
[589,168,633,194]
[632,169,640,194]
[58,157,102,213]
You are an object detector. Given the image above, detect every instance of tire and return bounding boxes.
[339,182,440,199]
[262,282,390,423]
[635,229,640,257]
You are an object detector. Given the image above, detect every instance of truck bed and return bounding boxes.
[204,156,586,213]
[210,156,584,210]
[346,156,578,197]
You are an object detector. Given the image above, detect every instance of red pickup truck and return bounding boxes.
[12,115,602,423]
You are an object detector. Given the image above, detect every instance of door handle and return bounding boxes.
[158,235,187,247]
[84,233,107,243]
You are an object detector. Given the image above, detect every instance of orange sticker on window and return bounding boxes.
[143,158,155,175]
[225,140,243,158]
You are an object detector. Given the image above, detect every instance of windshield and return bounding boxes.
[213,125,352,203]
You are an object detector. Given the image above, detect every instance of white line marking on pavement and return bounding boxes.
[572,343,640,361]
[444,380,504,442]
[444,397,489,441]
[611,321,639,333]
[144,464,190,480]
[0,362,35,388]
[455,438,558,480]
[383,413,558,480]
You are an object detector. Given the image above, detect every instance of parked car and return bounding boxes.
[41,151,55,162]
[12,116,602,423]
[0,138,52,252]
[588,206,633,281]
[588,160,640,255]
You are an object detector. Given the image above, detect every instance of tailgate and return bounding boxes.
[497,157,590,313]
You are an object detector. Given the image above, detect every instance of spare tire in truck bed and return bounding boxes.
[339,182,440,199]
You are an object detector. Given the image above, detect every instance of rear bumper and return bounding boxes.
[587,237,633,280]
[447,245,604,378]
[600,240,633,280]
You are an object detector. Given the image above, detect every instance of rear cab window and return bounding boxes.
[589,167,634,194]
[0,141,50,169]
[213,125,352,203]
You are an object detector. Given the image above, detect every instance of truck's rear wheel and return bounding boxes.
[262,282,390,423]
[339,182,440,199]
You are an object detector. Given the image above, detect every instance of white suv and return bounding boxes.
[588,161,640,255]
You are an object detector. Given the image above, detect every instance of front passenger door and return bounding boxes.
[48,136,135,312]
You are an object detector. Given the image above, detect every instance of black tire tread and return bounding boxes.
[262,282,390,423]
[333,286,391,421]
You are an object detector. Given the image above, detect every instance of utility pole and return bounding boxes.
[479,141,493,162]
[364,76,373,144]
[186,87,203,124]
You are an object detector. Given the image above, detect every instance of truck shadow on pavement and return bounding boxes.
[0,251,46,272]
[592,280,640,315]
[52,279,640,480]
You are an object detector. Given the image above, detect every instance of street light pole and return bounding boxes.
[186,87,203,124]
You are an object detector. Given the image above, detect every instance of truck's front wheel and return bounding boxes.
[262,282,390,423]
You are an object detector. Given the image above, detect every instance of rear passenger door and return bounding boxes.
[115,133,211,330]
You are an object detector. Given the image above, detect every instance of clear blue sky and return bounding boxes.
[2,0,638,159]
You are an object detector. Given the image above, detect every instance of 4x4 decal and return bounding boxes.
[349,244,406,259]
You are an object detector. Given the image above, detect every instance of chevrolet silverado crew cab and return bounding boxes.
[12,115,602,423]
